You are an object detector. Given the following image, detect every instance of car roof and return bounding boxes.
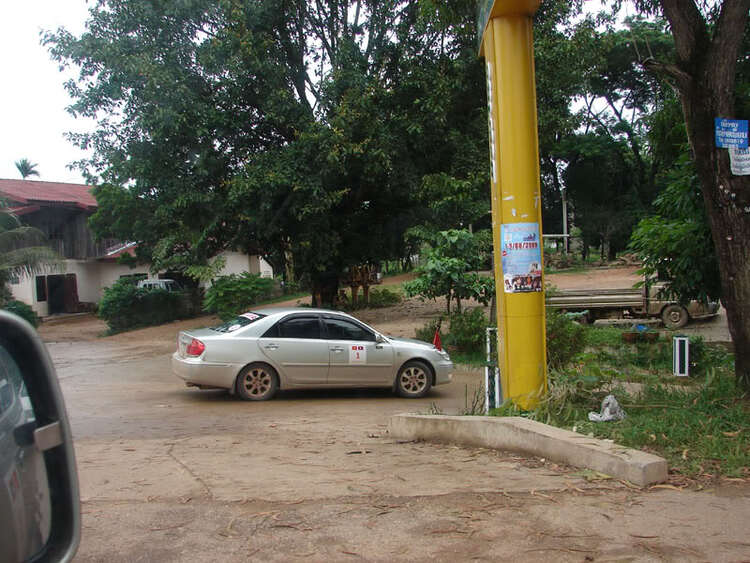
[250,307,351,316]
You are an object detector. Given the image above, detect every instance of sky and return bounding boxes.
[0,1,92,184]
[0,1,626,187]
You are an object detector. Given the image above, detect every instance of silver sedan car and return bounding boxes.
[172,308,453,400]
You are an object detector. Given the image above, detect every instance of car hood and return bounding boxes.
[386,336,435,350]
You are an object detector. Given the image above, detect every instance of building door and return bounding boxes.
[46,274,78,314]
[46,276,65,315]
[63,274,79,313]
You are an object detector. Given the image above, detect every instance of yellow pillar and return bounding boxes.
[480,2,547,408]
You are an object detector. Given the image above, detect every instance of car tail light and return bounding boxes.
[185,338,205,357]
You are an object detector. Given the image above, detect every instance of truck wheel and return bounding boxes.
[662,304,689,329]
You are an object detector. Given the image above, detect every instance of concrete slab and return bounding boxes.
[388,414,668,487]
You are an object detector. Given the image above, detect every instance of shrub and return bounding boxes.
[546,308,587,369]
[446,308,488,354]
[203,273,275,320]
[367,287,402,308]
[3,300,39,327]
[342,287,403,310]
[98,277,185,333]
[686,335,733,377]
[415,317,445,344]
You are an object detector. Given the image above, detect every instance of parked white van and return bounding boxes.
[136,279,182,292]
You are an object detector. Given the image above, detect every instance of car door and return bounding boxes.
[257,315,329,385]
[323,315,394,385]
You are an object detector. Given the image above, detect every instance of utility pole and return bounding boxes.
[479,0,547,408]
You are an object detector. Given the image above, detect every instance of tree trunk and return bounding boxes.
[687,97,750,390]
[651,0,750,389]
[607,240,617,262]
[283,239,295,287]
[311,272,339,308]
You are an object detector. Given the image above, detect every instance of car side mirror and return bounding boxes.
[0,311,80,563]
[375,334,386,344]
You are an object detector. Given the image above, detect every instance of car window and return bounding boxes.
[323,317,374,342]
[212,312,266,333]
[272,316,321,339]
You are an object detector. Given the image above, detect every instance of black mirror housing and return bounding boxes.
[0,311,80,563]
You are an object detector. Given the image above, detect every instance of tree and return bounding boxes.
[561,132,641,260]
[403,229,494,314]
[0,205,59,305]
[626,0,750,389]
[46,0,487,305]
[630,149,720,303]
[547,17,679,258]
[15,159,39,179]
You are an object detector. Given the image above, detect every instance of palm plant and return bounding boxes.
[14,158,40,179]
[0,204,60,305]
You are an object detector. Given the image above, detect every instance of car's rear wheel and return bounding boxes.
[236,363,278,401]
[396,360,432,398]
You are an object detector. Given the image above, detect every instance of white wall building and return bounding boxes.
[2,179,272,317]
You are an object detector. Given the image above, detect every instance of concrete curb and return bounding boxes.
[388,414,668,487]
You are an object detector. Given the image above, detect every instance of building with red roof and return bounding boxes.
[2,179,272,317]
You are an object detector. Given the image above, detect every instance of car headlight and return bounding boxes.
[437,349,451,361]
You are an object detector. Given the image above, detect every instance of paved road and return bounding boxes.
[40,317,749,562]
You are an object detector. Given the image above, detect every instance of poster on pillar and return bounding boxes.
[501,223,543,293]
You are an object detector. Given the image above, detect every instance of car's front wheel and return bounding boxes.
[395,360,432,398]
[236,363,279,401]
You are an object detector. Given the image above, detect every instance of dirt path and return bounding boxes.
[44,319,749,562]
[36,266,742,561]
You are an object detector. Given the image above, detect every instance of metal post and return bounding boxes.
[480,0,547,408]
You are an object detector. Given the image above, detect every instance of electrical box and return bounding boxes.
[673,336,689,377]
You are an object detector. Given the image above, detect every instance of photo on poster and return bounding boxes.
[501,222,542,294]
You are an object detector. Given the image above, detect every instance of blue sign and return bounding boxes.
[715,118,748,149]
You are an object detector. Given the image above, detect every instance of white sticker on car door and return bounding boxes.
[349,345,366,364]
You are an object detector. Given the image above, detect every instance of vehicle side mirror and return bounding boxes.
[375,334,386,344]
[0,311,80,563]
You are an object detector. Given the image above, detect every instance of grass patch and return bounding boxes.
[449,349,486,367]
[493,366,748,479]
[582,374,749,478]
[491,325,746,479]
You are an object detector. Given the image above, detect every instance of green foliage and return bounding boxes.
[367,288,403,308]
[47,0,490,293]
[203,273,275,320]
[546,309,588,369]
[414,317,446,345]
[0,203,61,297]
[560,133,643,259]
[98,277,186,333]
[581,325,734,382]
[578,374,749,478]
[15,158,40,179]
[446,308,488,355]
[341,287,403,311]
[3,300,39,328]
[404,230,494,313]
[629,150,720,303]
[495,366,747,478]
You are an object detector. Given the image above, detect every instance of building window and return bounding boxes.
[35,276,47,302]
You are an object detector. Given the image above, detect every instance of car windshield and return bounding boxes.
[211,312,267,333]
